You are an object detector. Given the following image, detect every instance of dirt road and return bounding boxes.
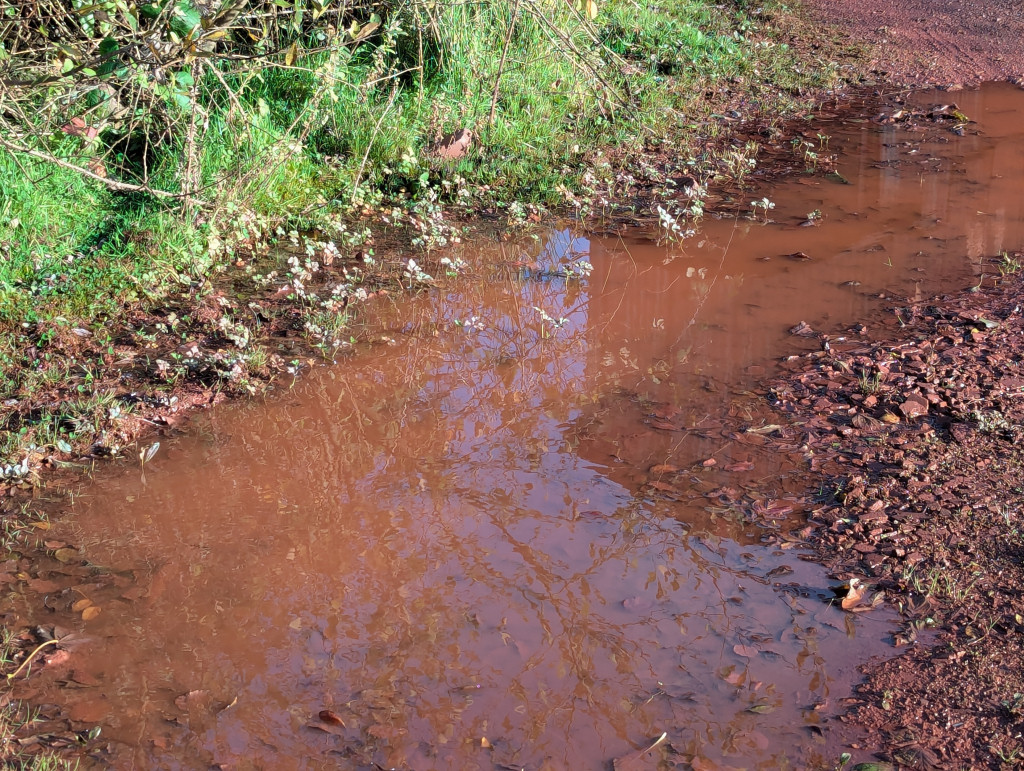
[803,0,1024,85]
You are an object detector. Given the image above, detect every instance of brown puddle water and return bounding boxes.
[16,83,1024,769]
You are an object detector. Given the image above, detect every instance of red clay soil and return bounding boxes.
[761,260,1024,769]
[802,0,1024,86]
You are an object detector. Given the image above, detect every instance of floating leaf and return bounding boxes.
[733,644,759,658]
[745,424,782,435]
[319,709,344,726]
[746,703,775,714]
[54,547,79,563]
[725,461,755,472]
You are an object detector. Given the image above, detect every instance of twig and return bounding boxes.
[0,135,203,202]
[7,639,59,681]
[488,0,522,126]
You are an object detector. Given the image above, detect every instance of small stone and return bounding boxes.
[899,394,929,418]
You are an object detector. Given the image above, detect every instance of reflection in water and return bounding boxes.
[25,84,1024,769]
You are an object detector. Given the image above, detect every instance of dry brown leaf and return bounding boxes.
[53,548,79,564]
[319,709,345,726]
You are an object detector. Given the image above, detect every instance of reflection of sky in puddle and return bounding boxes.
[52,229,893,770]
[46,84,1024,769]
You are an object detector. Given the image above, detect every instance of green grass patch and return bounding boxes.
[0,0,849,466]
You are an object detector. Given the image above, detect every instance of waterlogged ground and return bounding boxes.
[9,84,1024,769]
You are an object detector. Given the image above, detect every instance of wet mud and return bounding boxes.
[6,83,1024,768]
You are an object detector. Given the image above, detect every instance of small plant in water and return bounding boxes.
[454,316,485,331]
[999,251,1023,275]
[858,370,883,394]
[656,205,693,242]
[439,256,468,277]
[750,197,775,222]
[404,258,434,288]
[533,306,568,338]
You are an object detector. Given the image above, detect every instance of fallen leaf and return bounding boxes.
[71,599,93,612]
[649,464,680,475]
[319,709,345,726]
[733,644,759,658]
[26,579,62,593]
[53,548,79,564]
[81,606,102,621]
[43,649,71,667]
[789,321,816,336]
[725,461,755,472]
[431,128,474,160]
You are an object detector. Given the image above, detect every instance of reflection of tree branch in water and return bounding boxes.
[671,215,742,352]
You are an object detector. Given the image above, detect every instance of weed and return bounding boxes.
[858,370,883,394]
[750,197,775,222]
[999,251,1023,275]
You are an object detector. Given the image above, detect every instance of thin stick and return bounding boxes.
[7,639,59,681]
[0,135,202,201]
[488,0,522,126]
[350,84,399,203]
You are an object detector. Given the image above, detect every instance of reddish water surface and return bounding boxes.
[14,84,1024,769]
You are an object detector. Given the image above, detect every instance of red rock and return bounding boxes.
[899,394,929,418]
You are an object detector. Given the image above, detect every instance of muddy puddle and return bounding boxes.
[12,83,1024,769]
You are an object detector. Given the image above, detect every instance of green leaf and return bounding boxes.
[174,69,194,88]
[170,0,202,37]
[171,90,192,110]
[139,1,167,19]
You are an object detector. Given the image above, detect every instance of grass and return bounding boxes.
[0,0,853,471]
